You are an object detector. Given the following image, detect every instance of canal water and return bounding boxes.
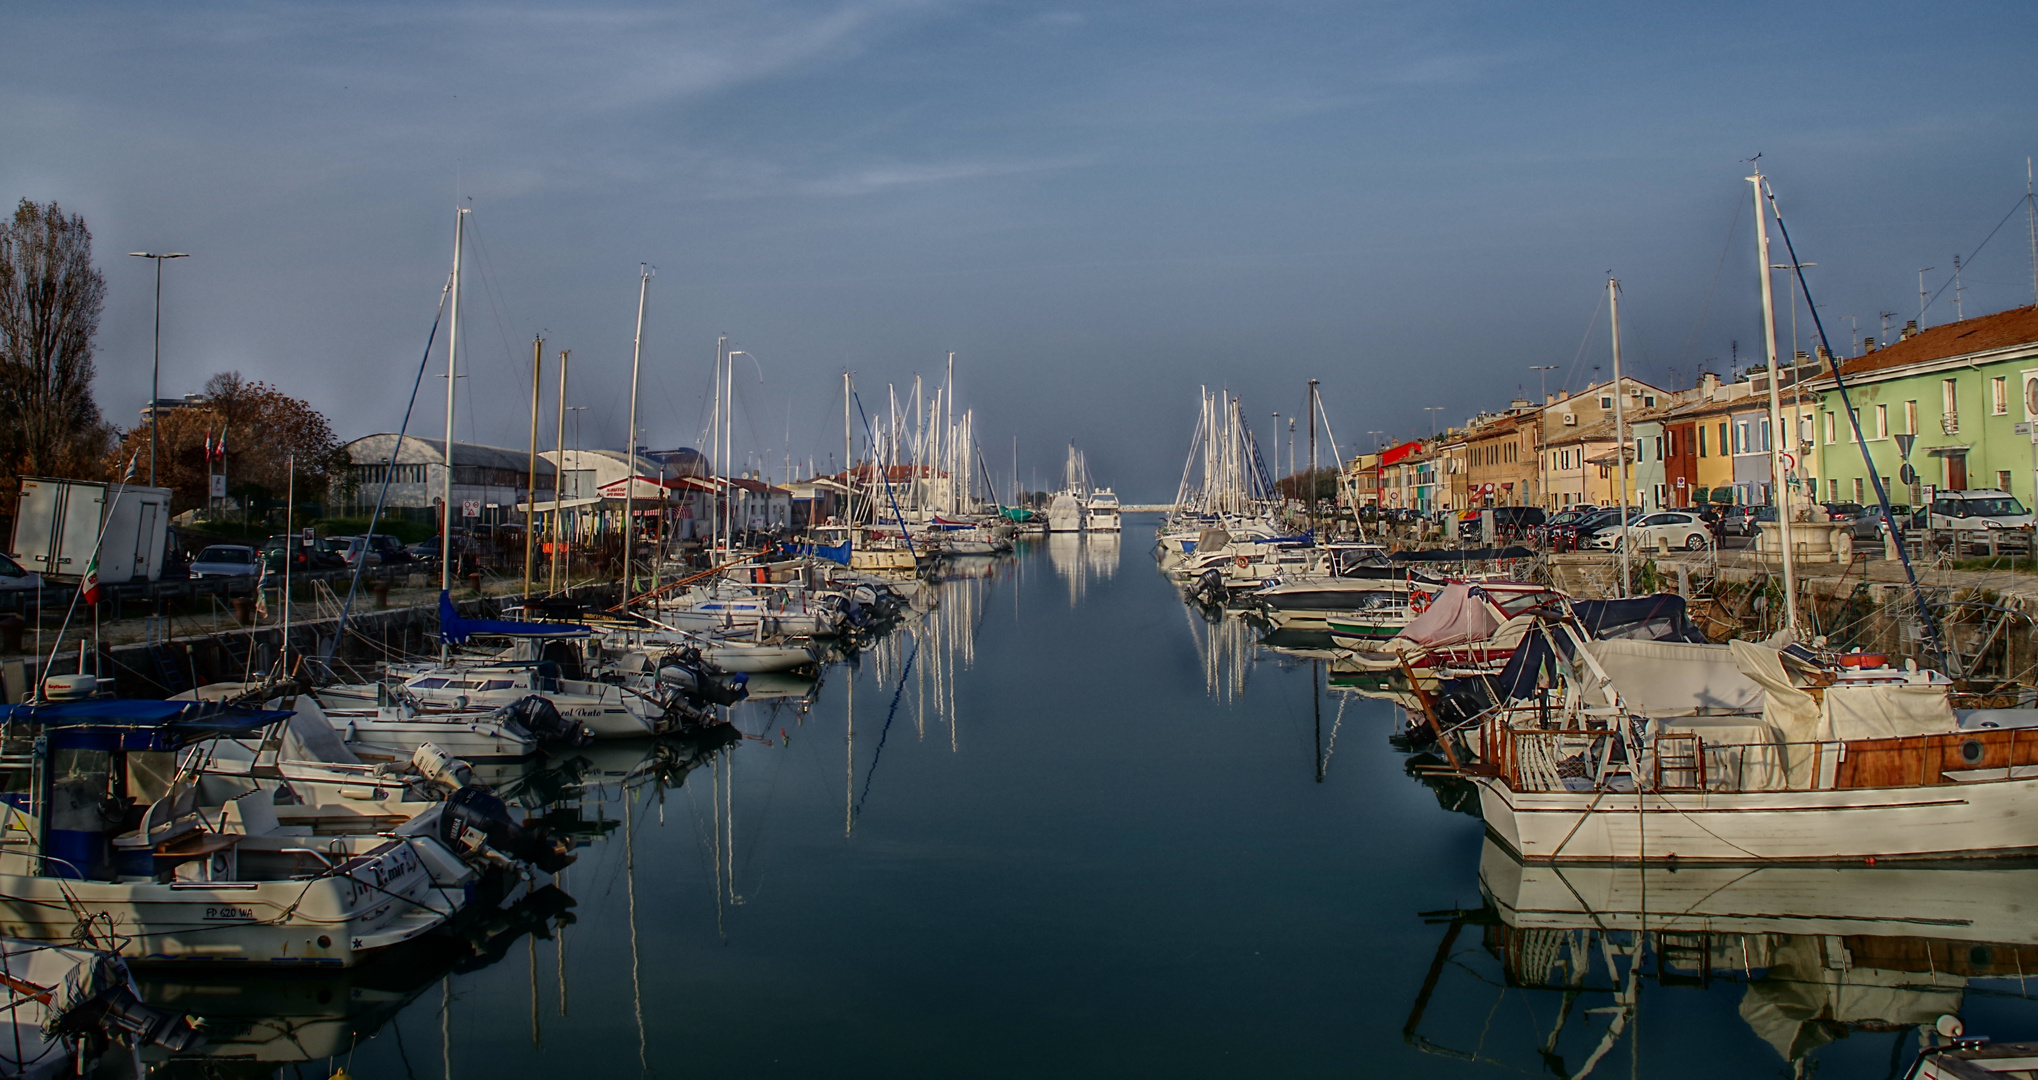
[143,525,2038,1077]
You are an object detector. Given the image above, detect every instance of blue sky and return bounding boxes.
[7,0,2038,498]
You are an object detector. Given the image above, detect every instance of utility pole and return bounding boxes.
[1753,168,1798,631]
[1954,255,1966,321]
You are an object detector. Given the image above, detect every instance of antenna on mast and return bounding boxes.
[2027,156,2036,307]
[1918,267,1935,327]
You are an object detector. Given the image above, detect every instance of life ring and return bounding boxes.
[1234,554,1249,569]
[1410,591,1432,615]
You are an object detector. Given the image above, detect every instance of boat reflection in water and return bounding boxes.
[138,884,576,1074]
[1407,838,2038,1073]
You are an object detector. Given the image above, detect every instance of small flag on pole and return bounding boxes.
[80,552,100,606]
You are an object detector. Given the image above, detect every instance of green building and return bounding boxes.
[1809,306,2038,508]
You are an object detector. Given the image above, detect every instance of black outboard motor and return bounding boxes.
[85,984,206,1054]
[502,695,593,748]
[441,786,576,874]
[838,593,870,629]
[656,651,749,706]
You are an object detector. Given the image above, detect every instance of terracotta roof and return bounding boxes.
[1828,305,2038,381]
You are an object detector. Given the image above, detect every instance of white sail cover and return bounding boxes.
[1819,684,1959,741]
[1393,583,1502,648]
[1579,638,1765,718]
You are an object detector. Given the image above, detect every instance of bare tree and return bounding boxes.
[0,199,111,499]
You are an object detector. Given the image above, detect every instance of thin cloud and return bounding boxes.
[802,156,1095,197]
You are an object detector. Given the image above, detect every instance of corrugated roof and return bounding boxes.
[1827,305,2038,380]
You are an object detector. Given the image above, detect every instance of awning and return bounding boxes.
[515,496,604,513]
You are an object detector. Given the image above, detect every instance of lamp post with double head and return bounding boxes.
[128,251,189,487]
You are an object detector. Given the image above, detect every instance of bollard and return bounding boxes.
[468,572,483,595]
[372,582,390,609]
[231,597,255,626]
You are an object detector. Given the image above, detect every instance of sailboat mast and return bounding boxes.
[525,335,543,601]
[441,207,466,660]
[623,265,650,611]
[1610,276,1631,598]
[551,350,568,593]
[713,336,725,555]
[844,371,854,529]
[1752,168,1799,630]
[1307,378,1319,537]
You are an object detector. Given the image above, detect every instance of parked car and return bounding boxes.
[1589,510,1714,552]
[1719,505,1777,537]
[1847,504,1919,540]
[1549,508,1629,550]
[1926,490,2032,531]
[188,545,260,579]
[1818,501,1865,523]
[0,553,43,594]
[260,535,345,573]
[361,534,412,564]
[1456,506,1547,542]
[324,535,385,568]
[410,534,478,563]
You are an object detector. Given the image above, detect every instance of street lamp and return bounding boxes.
[128,251,188,487]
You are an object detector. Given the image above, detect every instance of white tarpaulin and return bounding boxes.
[1653,715,1790,791]
[1393,582,1502,647]
[1728,639,1822,788]
[1580,638,1765,718]
[1819,684,1958,741]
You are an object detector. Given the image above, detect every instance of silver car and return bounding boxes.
[189,544,260,578]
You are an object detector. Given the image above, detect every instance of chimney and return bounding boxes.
[1863,336,1877,351]
[1815,344,1831,364]
[1700,372,1720,397]
[1557,390,1570,402]
[1902,319,1918,340]
[1545,393,1556,405]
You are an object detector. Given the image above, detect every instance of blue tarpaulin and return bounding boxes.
[440,590,591,645]
[1,699,293,749]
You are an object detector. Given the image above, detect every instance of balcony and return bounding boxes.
[1942,412,1960,435]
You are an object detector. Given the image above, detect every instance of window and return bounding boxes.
[1944,379,1959,424]
[1718,422,1729,455]
[1734,422,1748,454]
[1599,395,1614,409]
[1644,395,1657,408]
[1827,478,1838,501]
[1905,400,1918,435]
[1760,419,1771,451]
[1652,436,1663,461]
[1853,477,1865,502]
[2000,470,2014,492]
[1875,403,1888,439]
[1698,425,1708,457]
[1824,412,1835,444]
[1994,376,2009,415]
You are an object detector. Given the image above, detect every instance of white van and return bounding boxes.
[1927,489,2033,530]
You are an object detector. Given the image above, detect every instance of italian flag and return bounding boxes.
[80,553,100,606]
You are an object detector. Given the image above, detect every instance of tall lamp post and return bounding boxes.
[128,251,188,487]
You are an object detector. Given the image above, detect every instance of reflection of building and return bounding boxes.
[340,434,554,523]
[1404,839,2038,1072]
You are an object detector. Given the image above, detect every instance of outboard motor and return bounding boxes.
[655,652,749,706]
[440,785,576,875]
[502,696,593,748]
[838,593,870,629]
[86,984,206,1054]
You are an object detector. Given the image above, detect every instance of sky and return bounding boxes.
[7,0,2038,501]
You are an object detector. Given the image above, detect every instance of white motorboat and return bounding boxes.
[1085,487,1122,531]
[1046,492,1083,532]
[0,698,522,967]
[320,665,663,739]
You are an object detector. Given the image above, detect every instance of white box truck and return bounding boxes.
[10,477,173,584]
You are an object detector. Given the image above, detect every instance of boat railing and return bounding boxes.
[1484,717,1852,795]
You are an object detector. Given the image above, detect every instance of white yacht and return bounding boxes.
[1085,488,1122,532]
[1046,492,1083,532]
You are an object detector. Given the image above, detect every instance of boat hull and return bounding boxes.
[1476,773,2038,863]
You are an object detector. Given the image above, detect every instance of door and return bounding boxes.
[1946,453,1969,492]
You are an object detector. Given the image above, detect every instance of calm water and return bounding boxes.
[141,525,2038,1078]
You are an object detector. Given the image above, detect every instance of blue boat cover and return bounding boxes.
[1496,594,1707,699]
[441,590,591,644]
[790,540,852,565]
[2,699,294,749]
